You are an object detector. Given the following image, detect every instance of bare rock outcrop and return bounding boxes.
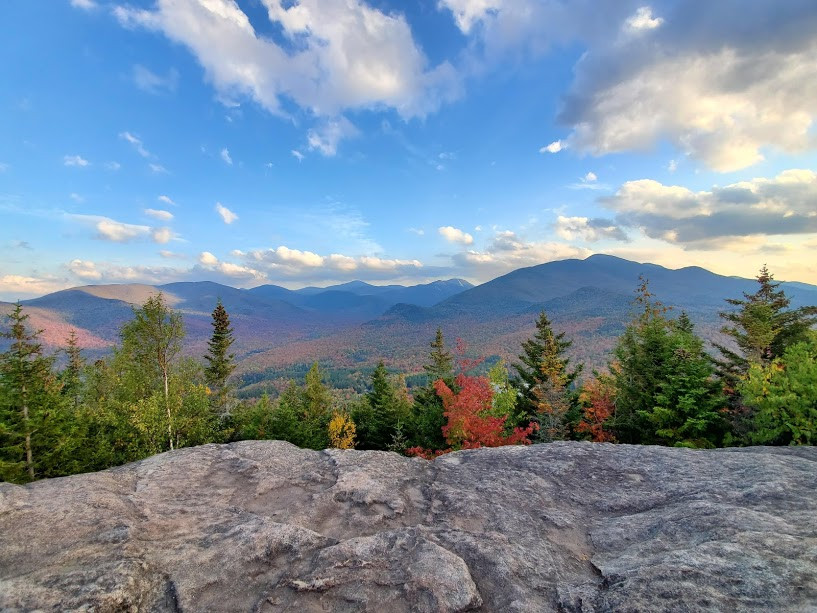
[1,441,815,611]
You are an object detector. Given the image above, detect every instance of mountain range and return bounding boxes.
[2,255,816,395]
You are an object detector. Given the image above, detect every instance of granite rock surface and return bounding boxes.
[1,441,815,612]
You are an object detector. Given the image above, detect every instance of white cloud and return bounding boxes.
[439,225,474,245]
[63,155,89,167]
[244,246,422,279]
[603,168,817,246]
[95,218,150,242]
[584,172,597,182]
[158,195,175,206]
[70,0,97,9]
[68,259,103,280]
[220,147,233,165]
[440,1,817,172]
[215,202,238,224]
[539,141,563,154]
[624,6,663,32]
[0,275,66,298]
[113,0,460,124]
[291,150,305,162]
[307,117,359,156]
[151,227,174,244]
[104,161,121,171]
[119,131,151,157]
[69,193,84,203]
[408,227,425,236]
[451,230,591,280]
[199,251,219,266]
[554,215,629,242]
[149,163,168,174]
[667,159,678,173]
[159,250,184,259]
[145,208,174,221]
[133,64,178,94]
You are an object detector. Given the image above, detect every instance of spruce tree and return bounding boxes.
[204,300,236,414]
[611,280,726,447]
[410,328,455,450]
[0,304,62,482]
[715,265,817,379]
[354,361,410,450]
[61,329,84,410]
[512,310,581,429]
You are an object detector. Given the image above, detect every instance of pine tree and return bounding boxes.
[204,300,236,414]
[0,304,62,482]
[512,310,581,429]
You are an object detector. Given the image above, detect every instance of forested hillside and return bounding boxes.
[1,262,815,484]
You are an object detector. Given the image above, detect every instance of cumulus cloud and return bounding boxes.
[0,275,66,299]
[440,0,817,172]
[451,230,592,279]
[215,202,238,224]
[69,214,175,244]
[113,0,460,146]
[68,259,103,280]
[243,246,422,279]
[624,6,663,32]
[539,141,563,154]
[63,155,89,167]
[145,208,174,221]
[439,225,474,245]
[119,131,151,158]
[220,147,233,165]
[603,168,817,247]
[151,227,175,244]
[199,251,219,266]
[554,215,629,242]
[307,117,359,156]
[133,64,178,94]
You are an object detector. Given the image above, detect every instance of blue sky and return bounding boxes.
[2,0,817,300]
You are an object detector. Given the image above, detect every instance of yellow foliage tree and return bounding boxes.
[328,412,357,449]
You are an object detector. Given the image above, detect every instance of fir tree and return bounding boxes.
[354,361,410,449]
[204,300,236,414]
[512,310,581,429]
[410,328,455,450]
[61,329,84,410]
[0,304,62,482]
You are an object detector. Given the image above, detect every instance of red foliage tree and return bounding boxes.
[576,373,617,442]
[407,370,537,458]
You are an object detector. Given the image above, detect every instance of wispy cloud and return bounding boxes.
[215,202,238,224]
[149,163,168,174]
[158,195,175,206]
[220,148,233,165]
[145,208,174,221]
[119,131,151,158]
[63,155,90,167]
[132,64,178,95]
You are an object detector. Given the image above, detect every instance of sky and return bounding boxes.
[1,0,817,300]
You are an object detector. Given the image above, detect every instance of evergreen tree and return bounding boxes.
[512,310,581,430]
[204,300,236,414]
[610,279,726,447]
[354,361,411,449]
[715,265,817,380]
[60,329,84,410]
[410,328,455,450]
[0,304,64,482]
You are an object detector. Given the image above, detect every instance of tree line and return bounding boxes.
[1,266,815,483]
